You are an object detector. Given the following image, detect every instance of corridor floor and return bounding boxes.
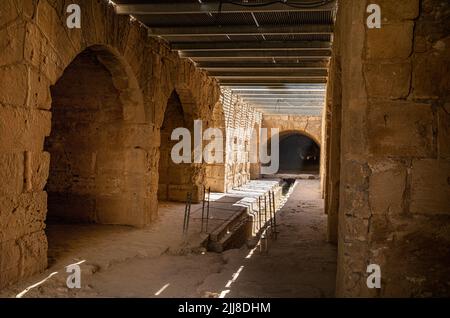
[0,179,336,298]
[218,179,337,298]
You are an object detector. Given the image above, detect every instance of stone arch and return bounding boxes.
[156,85,199,130]
[45,45,151,230]
[157,89,201,202]
[264,130,321,175]
[49,44,146,124]
[278,129,321,147]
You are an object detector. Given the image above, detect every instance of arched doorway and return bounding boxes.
[158,91,195,202]
[44,46,148,264]
[278,132,321,174]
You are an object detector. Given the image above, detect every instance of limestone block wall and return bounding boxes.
[262,115,322,146]
[0,0,223,289]
[204,101,227,192]
[221,90,262,191]
[333,0,450,297]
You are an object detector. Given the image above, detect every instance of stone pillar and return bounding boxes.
[336,0,450,297]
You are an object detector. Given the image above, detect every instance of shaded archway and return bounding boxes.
[263,130,321,175]
[278,133,320,174]
[44,46,149,230]
[158,90,196,202]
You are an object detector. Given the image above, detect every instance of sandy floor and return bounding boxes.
[0,179,336,298]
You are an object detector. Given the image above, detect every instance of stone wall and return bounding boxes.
[221,90,262,190]
[262,115,322,145]
[0,0,224,289]
[332,0,450,297]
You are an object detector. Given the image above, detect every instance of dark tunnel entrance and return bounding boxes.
[278,133,320,174]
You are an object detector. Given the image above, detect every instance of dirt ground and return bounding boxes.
[0,179,336,298]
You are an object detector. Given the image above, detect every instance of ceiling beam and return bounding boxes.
[183,50,331,59]
[232,92,325,96]
[148,25,333,36]
[247,102,324,106]
[224,83,326,92]
[238,94,325,98]
[226,86,326,90]
[219,78,328,84]
[197,61,329,69]
[209,69,327,77]
[216,75,327,79]
[115,2,337,15]
[172,41,331,51]
[259,110,322,115]
[242,97,325,101]
[204,67,328,72]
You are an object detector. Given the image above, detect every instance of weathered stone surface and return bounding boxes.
[367,100,434,157]
[0,1,20,28]
[31,151,50,191]
[438,107,450,158]
[0,153,24,196]
[28,68,52,109]
[410,160,450,215]
[0,21,25,67]
[0,64,28,106]
[0,230,47,289]
[0,192,47,242]
[96,195,150,227]
[377,0,420,21]
[0,106,51,152]
[412,37,450,99]
[369,160,407,215]
[366,22,414,59]
[364,62,411,99]
[262,115,322,145]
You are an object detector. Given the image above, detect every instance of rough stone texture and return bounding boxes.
[376,0,420,22]
[410,160,450,215]
[221,91,262,190]
[366,22,414,59]
[323,39,342,244]
[367,100,434,157]
[331,0,450,297]
[364,62,412,99]
[262,115,322,146]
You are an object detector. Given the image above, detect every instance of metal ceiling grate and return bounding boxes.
[113,0,337,115]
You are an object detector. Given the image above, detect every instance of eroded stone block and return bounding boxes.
[368,100,434,157]
[410,159,450,215]
[369,160,407,215]
[364,62,411,99]
[366,22,414,59]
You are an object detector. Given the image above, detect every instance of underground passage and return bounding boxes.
[0,0,449,303]
[278,133,320,174]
